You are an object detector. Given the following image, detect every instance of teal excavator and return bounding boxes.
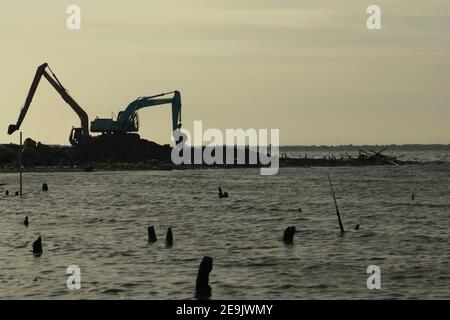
[90,91,182,134]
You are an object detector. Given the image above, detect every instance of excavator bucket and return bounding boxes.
[7,124,17,135]
[171,91,182,130]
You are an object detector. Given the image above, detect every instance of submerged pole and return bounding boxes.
[327,174,345,234]
[19,131,22,197]
[148,226,157,243]
[165,227,173,247]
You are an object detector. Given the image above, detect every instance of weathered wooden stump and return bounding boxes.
[283,226,296,243]
[165,227,173,247]
[33,236,43,255]
[218,187,229,198]
[195,256,213,299]
[148,226,157,243]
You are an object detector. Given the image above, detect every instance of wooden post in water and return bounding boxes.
[19,131,23,197]
[327,174,344,234]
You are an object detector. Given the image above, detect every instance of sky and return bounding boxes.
[0,0,449,146]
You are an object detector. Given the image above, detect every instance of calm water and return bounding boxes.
[0,162,449,299]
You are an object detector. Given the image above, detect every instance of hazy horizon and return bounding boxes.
[1,0,449,146]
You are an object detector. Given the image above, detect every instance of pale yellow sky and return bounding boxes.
[0,0,449,146]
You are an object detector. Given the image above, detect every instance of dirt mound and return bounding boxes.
[0,134,172,167]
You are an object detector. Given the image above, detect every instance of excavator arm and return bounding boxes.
[120,90,182,131]
[8,63,89,145]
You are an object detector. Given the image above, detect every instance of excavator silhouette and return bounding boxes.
[7,63,90,146]
[90,91,182,134]
[8,63,182,159]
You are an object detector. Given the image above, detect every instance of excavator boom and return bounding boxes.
[8,63,89,145]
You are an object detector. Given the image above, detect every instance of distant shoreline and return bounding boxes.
[1,142,448,174]
[2,143,449,148]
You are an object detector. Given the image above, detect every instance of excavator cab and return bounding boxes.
[69,127,89,146]
[131,111,139,132]
[117,110,139,132]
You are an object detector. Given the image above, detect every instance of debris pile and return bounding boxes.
[281,148,418,167]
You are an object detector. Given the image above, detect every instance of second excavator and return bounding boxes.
[90,91,182,134]
[86,90,182,160]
